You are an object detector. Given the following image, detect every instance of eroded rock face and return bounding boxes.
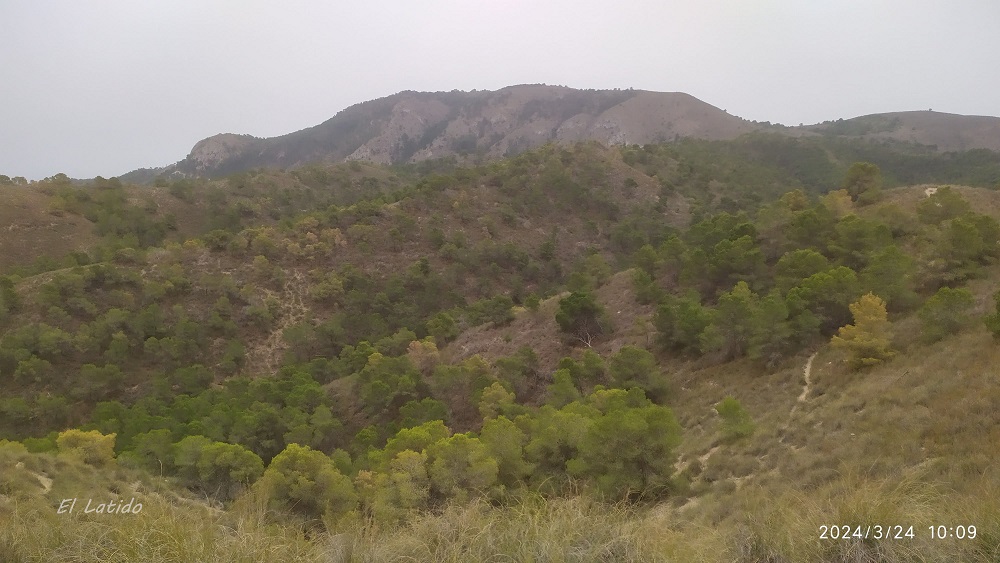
[187,134,259,172]
[347,96,453,164]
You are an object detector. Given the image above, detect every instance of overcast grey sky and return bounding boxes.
[2,0,998,180]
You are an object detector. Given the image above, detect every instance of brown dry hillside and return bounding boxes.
[0,183,218,271]
[0,187,97,271]
[444,269,657,376]
[557,90,758,144]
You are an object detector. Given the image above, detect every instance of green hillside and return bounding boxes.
[3,136,1000,561]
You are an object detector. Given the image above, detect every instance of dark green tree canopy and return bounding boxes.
[555,291,608,346]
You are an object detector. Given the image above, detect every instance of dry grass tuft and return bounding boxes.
[347,494,725,562]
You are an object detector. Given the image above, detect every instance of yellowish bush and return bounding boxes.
[56,429,116,467]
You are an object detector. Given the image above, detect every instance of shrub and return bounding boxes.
[569,400,682,499]
[255,443,357,521]
[426,433,499,502]
[173,436,264,500]
[56,429,116,466]
[918,287,974,342]
[715,396,754,442]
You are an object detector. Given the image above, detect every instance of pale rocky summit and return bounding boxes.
[188,134,259,172]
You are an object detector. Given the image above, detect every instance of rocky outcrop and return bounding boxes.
[187,134,260,172]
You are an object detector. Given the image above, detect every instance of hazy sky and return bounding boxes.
[2,1,999,180]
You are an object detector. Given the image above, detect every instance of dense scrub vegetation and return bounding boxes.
[3,136,1000,560]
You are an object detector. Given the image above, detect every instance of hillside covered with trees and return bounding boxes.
[3,134,1000,561]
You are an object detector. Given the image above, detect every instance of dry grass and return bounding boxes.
[0,468,330,563]
[654,283,1000,561]
[346,495,725,562]
[729,472,996,562]
[0,187,97,271]
[4,443,728,563]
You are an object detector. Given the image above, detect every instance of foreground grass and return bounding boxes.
[730,472,1000,563]
[0,493,329,563]
[5,477,999,562]
[345,495,723,562]
[1,488,721,563]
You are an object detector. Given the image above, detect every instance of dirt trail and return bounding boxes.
[796,352,816,404]
[35,472,52,493]
[779,352,818,442]
[244,270,311,375]
[15,462,52,494]
[697,445,720,466]
[678,353,819,509]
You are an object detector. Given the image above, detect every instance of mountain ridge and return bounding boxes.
[121,85,1000,182]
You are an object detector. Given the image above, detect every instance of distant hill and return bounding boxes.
[805,110,1000,152]
[120,85,1000,183]
[121,85,762,181]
